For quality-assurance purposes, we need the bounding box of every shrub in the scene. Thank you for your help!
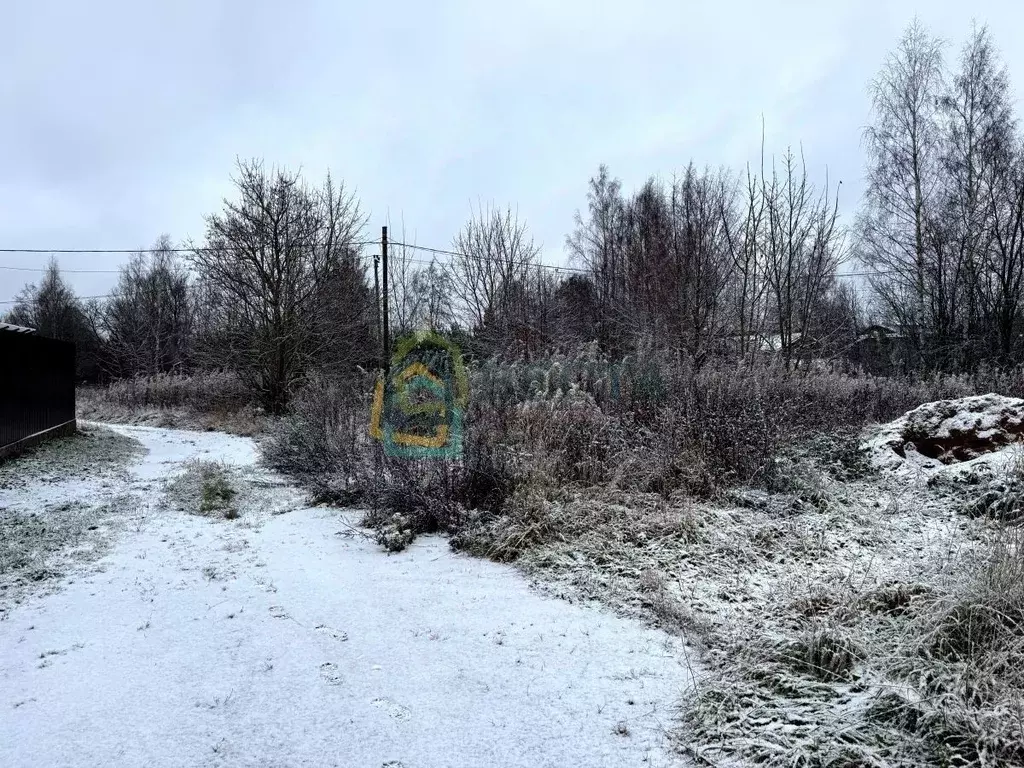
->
[450,485,561,562]
[80,370,252,413]
[362,458,467,536]
[165,460,239,520]
[373,514,416,552]
[261,372,376,504]
[200,472,236,514]
[264,347,1024,556]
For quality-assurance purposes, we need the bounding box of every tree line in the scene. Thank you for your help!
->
[6,19,1024,412]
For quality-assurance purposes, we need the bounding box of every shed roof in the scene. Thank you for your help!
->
[0,322,37,334]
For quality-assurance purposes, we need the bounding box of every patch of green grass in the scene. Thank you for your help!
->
[200,473,237,513]
[165,461,240,520]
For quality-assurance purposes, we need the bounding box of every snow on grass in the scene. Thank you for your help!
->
[0,423,143,487]
[0,423,144,505]
[0,423,696,767]
[1,425,147,617]
[450,425,1018,765]
[0,497,135,610]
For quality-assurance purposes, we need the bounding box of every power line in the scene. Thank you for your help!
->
[0,253,417,278]
[388,240,591,275]
[0,240,385,276]
[388,241,902,279]
[0,257,887,280]
[2,251,388,275]
[389,241,895,279]
[0,235,897,290]
[0,265,122,274]
[0,240,381,256]
[0,294,113,305]
[836,270,892,278]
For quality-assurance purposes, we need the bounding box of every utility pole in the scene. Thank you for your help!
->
[381,225,390,366]
[373,253,382,367]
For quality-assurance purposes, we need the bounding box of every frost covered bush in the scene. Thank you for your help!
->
[513,396,627,486]
[363,459,467,535]
[472,343,668,415]
[265,347,1024,558]
[373,514,416,552]
[450,485,563,562]
[79,370,252,413]
[262,373,376,504]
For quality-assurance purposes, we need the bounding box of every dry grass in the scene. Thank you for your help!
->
[261,373,376,503]
[0,498,132,594]
[447,435,1023,766]
[0,425,146,617]
[676,480,1024,766]
[78,371,264,436]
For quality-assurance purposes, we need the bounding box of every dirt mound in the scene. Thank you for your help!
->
[864,393,1024,475]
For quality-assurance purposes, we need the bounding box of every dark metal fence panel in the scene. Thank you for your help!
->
[0,331,76,451]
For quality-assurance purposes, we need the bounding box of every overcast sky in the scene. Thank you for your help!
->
[3,0,1024,306]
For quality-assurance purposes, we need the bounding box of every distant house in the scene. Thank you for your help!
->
[845,324,914,374]
[756,333,798,354]
[717,331,822,363]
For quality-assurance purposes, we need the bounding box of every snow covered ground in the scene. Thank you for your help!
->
[0,424,694,767]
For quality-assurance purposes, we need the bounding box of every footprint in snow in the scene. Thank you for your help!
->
[268,606,288,619]
[314,625,348,642]
[372,698,412,721]
[319,662,343,686]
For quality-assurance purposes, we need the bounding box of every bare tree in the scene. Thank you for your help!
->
[523,265,560,358]
[722,134,773,363]
[982,137,1024,364]
[103,235,192,378]
[568,164,737,363]
[312,246,377,375]
[384,216,425,336]
[408,259,454,331]
[5,259,84,339]
[762,150,845,368]
[450,203,540,354]
[4,259,101,379]
[859,19,946,361]
[188,159,368,413]
[911,24,1014,366]
[552,274,600,348]
[939,24,1017,366]
[664,164,736,365]
[566,166,629,352]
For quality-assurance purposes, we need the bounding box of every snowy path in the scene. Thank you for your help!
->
[1,425,694,768]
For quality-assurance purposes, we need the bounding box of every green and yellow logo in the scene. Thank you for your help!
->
[370,331,468,459]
